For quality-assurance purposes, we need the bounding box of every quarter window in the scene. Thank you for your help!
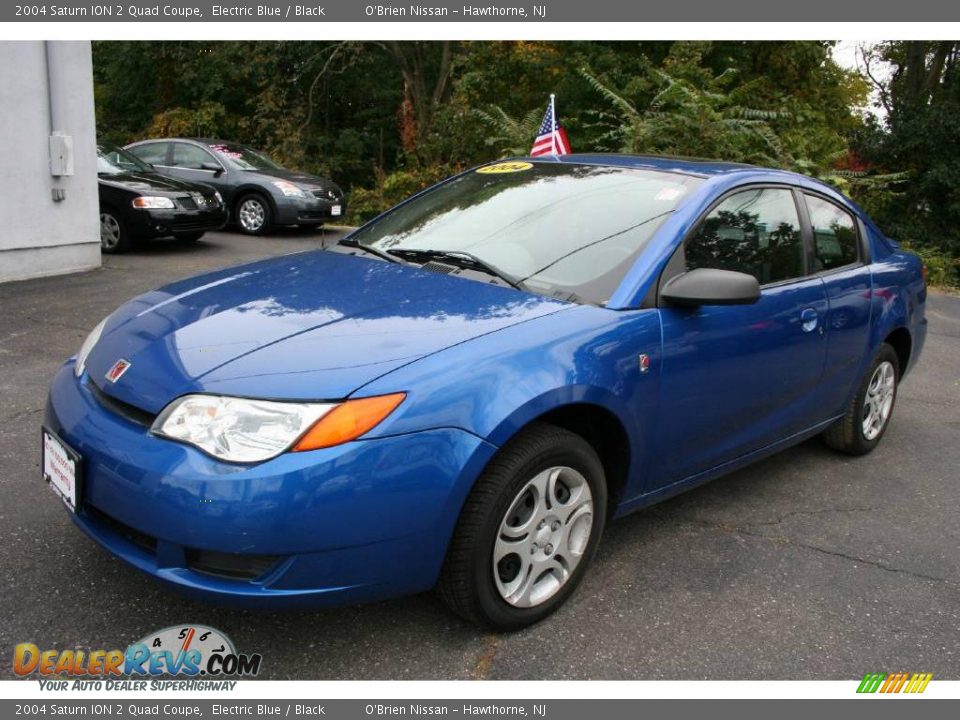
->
[805,194,859,271]
[686,188,804,284]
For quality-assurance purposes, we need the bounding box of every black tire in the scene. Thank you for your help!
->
[99,208,131,254]
[438,422,607,631]
[822,343,900,455]
[234,193,274,236]
[174,231,205,243]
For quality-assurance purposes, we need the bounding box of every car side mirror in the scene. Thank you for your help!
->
[661,268,761,307]
[201,162,223,176]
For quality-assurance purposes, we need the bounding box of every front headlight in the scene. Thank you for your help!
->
[213,191,223,204]
[74,317,108,378]
[152,392,406,464]
[271,180,307,198]
[132,196,176,209]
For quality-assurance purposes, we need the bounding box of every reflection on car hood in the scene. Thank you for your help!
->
[84,250,570,413]
[98,171,211,194]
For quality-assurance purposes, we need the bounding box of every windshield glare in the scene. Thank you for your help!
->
[209,143,283,171]
[97,144,153,175]
[349,162,701,305]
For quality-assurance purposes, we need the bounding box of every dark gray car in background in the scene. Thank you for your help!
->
[124,138,345,235]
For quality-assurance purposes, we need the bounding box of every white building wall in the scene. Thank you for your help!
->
[0,41,100,284]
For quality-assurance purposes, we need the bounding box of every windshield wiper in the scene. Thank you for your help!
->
[388,248,527,291]
[337,238,402,264]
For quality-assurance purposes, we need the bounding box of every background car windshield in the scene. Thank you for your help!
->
[350,163,702,304]
[209,143,284,171]
[97,145,153,175]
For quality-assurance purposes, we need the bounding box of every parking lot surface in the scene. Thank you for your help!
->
[1,228,958,680]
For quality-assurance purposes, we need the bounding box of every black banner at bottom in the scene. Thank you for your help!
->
[2,699,958,719]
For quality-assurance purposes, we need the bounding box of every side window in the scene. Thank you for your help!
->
[686,188,805,285]
[127,142,168,165]
[171,143,217,170]
[805,194,859,271]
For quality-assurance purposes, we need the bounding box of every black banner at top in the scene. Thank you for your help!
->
[5,0,960,22]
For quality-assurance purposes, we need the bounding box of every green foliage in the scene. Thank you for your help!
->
[100,40,960,272]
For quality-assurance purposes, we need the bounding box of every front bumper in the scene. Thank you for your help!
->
[274,195,346,226]
[45,363,495,608]
[130,205,228,239]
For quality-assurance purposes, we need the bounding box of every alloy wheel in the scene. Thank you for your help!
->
[493,466,594,608]
[238,199,265,232]
[100,212,121,250]
[862,360,896,441]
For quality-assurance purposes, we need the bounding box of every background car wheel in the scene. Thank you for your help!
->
[822,343,900,455]
[438,422,607,631]
[99,209,130,253]
[174,232,205,243]
[235,194,273,235]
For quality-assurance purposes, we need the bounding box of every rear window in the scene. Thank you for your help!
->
[350,162,702,305]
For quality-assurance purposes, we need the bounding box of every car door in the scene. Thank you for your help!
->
[654,186,829,485]
[168,142,232,198]
[803,192,873,411]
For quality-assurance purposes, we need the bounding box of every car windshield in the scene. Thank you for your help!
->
[97,144,153,175]
[208,142,284,171]
[348,162,702,305]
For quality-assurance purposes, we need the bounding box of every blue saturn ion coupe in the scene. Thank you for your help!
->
[43,155,927,629]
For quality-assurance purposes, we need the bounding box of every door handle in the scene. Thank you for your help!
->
[800,307,819,333]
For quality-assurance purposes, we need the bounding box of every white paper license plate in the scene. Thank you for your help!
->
[42,429,81,513]
[331,205,342,217]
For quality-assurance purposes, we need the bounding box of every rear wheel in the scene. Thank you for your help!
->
[822,343,900,455]
[438,423,606,630]
[99,209,130,253]
[235,194,273,235]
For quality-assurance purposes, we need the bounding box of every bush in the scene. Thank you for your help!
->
[345,166,456,225]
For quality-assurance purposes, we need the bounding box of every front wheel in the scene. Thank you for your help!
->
[822,343,900,455]
[438,423,607,630]
[99,209,130,253]
[235,194,273,235]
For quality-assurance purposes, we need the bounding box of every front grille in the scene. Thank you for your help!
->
[85,505,158,554]
[86,378,156,426]
[185,549,281,581]
[177,196,198,211]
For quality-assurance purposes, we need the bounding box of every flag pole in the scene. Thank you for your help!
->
[550,94,558,156]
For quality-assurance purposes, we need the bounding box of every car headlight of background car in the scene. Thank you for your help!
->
[132,196,176,209]
[74,317,109,378]
[271,180,307,198]
[151,392,406,463]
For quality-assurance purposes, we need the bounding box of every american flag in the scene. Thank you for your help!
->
[530,95,571,157]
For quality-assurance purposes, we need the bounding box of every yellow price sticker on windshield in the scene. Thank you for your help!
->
[476,161,533,174]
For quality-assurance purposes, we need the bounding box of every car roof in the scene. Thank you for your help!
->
[517,152,763,178]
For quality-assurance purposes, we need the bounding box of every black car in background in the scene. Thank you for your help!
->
[97,144,227,253]
[124,138,345,235]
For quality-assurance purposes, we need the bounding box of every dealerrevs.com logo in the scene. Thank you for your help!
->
[13,625,262,685]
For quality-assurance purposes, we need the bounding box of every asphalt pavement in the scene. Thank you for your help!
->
[1,228,958,680]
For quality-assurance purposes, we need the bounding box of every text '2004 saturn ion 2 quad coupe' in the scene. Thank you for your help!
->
[44,156,926,630]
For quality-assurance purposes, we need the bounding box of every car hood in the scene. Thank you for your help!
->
[98,171,210,194]
[84,250,570,414]
[247,166,334,189]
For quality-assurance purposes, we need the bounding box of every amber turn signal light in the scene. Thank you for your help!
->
[293,393,406,451]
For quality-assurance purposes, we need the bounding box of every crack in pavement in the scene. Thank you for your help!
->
[667,512,959,587]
